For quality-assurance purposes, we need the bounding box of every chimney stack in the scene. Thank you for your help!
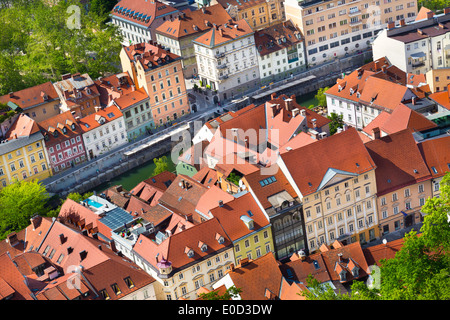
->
[445,7,450,15]
[30,215,41,230]
[219,200,224,207]
[387,22,395,30]
[59,233,66,245]
[412,97,416,105]
[399,18,405,27]
[284,98,293,110]
[337,252,343,263]
[426,11,434,19]
[270,92,277,100]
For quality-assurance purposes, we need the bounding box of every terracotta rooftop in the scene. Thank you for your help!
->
[210,192,270,242]
[254,20,303,56]
[123,42,181,71]
[95,72,137,107]
[77,105,123,133]
[362,238,405,267]
[244,164,298,210]
[225,253,284,300]
[417,135,450,179]
[362,103,437,137]
[280,127,376,197]
[133,217,232,270]
[365,129,432,195]
[0,81,59,111]
[54,73,100,104]
[0,253,34,300]
[280,251,331,284]
[112,0,179,28]
[192,167,218,187]
[429,86,450,110]
[156,4,232,39]
[193,19,253,47]
[37,111,83,145]
[6,113,40,140]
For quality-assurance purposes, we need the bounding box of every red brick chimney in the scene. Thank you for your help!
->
[445,7,450,15]
[426,11,434,19]
[399,18,405,27]
[387,22,395,30]
[372,127,381,140]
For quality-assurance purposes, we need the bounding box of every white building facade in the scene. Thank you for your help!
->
[373,9,450,74]
[79,106,128,160]
[193,20,260,102]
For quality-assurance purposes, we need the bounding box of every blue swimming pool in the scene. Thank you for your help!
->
[84,198,103,208]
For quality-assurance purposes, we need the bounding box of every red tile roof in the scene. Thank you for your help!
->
[95,72,137,107]
[193,19,253,47]
[225,253,283,300]
[112,0,178,28]
[37,111,84,145]
[417,135,450,179]
[122,42,181,70]
[210,192,270,241]
[156,4,232,39]
[0,253,34,300]
[362,103,437,137]
[365,129,432,195]
[77,105,123,133]
[280,127,376,196]
[254,20,303,56]
[244,164,298,209]
[133,217,232,270]
[280,252,331,284]
[0,81,59,111]
[362,238,405,267]
[429,87,450,110]
[6,113,40,139]
[192,167,218,187]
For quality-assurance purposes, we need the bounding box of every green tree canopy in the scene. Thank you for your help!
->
[315,87,329,107]
[0,179,49,240]
[198,286,242,300]
[0,0,123,95]
[152,156,170,176]
[327,112,345,135]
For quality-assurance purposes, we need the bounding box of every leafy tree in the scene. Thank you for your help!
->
[198,286,242,300]
[418,0,448,11]
[300,274,350,300]
[327,112,345,135]
[152,156,170,176]
[315,87,329,107]
[0,179,49,240]
[0,0,123,95]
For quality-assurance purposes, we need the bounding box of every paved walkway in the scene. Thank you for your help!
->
[362,222,423,249]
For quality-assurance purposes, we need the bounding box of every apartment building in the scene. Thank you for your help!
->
[193,19,260,101]
[155,5,232,78]
[284,0,418,66]
[120,42,190,126]
[0,82,61,124]
[133,217,235,300]
[210,192,274,265]
[213,0,285,31]
[373,8,450,74]
[53,73,101,118]
[278,127,379,252]
[425,67,450,93]
[254,20,307,84]
[110,0,179,45]
[38,111,87,174]
[243,164,307,261]
[0,114,52,188]
[77,106,128,160]
[365,129,432,236]
[325,57,419,128]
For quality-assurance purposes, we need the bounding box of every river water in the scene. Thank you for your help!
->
[92,152,176,193]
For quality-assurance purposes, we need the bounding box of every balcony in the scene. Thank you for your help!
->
[217,64,227,69]
[349,19,362,26]
[219,74,229,80]
[348,9,361,17]
[412,61,425,68]
[215,52,225,59]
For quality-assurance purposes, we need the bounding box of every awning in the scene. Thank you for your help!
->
[267,191,294,208]
[410,52,426,58]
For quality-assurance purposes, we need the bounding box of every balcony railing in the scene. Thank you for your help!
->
[412,61,425,68]
[217,64,227,69]
[219,74,229,80]
[349,19,362,26]
[348,9,361,17]
[215,52,225,59]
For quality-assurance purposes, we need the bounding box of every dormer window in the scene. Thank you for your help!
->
[185,246,194,258]
[339,270,346,282]
[62,127,67,134]
[216,233,225,244]
[199,241,208,252]
[352,267,359,277]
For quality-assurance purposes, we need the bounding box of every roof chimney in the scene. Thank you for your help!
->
[59,233,66,245]
[445,7,450,15]
[387,22,395,30]
[239,257,250,267]
[79,250,87,261]
[30,215,41,230]
[399,18,405,27]
[284,98,293,110]
[337,252,343,263]
[6,233,19,247]
[426,11,434,19]
[219,200,224,207]
[270,92,277,100]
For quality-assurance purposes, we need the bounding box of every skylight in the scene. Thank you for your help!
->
[107,112,115,118]
[259,176,277,187]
